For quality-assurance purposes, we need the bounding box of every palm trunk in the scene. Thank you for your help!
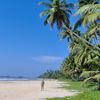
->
[66,27,100,51]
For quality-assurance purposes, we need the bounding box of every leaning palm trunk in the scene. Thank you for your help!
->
[73,4,100,50]
[65,26,100,51]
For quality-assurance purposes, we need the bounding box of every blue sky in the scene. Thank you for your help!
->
[0,0,77,78]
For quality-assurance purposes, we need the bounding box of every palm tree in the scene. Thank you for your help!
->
[60,55,76,79]
[72,39,100,69]
[78,0,99,8]
[39,0,73,29]
[85,23,100,44]
[74,4,100,47]
[74,0,99,34]
[74,0,100,29]
[75,4,100,27]
[74,3,100,50]
[60,26,100,51]
[40,0,100,51]
[61,35,100,80]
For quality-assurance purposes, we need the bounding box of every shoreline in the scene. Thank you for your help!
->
[0,78,56,81]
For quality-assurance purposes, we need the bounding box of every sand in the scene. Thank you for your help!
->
[0,80,77,100]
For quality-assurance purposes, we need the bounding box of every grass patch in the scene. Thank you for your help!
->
[46,79,100,100]
[47,91,100,100]
[61,79,83,91]
[69,91,100,100]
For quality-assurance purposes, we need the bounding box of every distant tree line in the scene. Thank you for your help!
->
[38,70,64,79]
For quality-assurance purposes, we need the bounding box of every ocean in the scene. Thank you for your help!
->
[0,77,37,81]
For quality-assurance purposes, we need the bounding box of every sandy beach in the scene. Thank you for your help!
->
[0,80,77,100]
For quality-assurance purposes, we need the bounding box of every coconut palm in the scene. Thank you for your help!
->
[61,38,100,80]
[39,0,74,29]
[74,0,99,29]
[60,55,76,79]
[75,4,100,27]
[72,42,100,70]
[85,23,100,44]
[78,0,99,8]
[74,2,100,29]
[74,3,100,49]
[39,0,100,51]
[60,27,81,42]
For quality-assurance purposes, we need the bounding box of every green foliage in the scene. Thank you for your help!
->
[75,4,100,27]
[80,71,100,79]
[69,91,100,100]
[83,74,100,84]
[61,79,83,91]
[78,0,99,8]
[93,74,100,81]
[60,56,77,79]
[80,71,100,90]
[47,92,100,100]
[39,0,74,29]
[61,39,100,80]
[75,4,100,28]
[39,0,100,93]
[38,70,64,79]
[85,23,100,41]
[46,79,100,100]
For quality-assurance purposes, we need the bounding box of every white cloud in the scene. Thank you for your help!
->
[32,56,63,63]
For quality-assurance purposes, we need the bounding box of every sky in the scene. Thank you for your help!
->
[0,0,78,78]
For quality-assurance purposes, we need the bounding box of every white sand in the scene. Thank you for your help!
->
[0,80,77,100]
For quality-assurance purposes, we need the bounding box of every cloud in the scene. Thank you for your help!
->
[32,56,63,63]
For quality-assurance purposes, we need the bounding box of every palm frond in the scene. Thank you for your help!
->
[74,16,84,29]
[40,10,51,17]
[86,12,100,23]
[39,2,52,8]
[86,24,100,39]
[75,4,100,16]
[44,15,50,26]
[80,71,100,79]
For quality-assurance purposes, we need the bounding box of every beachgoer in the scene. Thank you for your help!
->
[41,79,45,91]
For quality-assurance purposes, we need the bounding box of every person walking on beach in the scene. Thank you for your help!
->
[41,79,45,91]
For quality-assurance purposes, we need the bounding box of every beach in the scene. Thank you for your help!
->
[0,80,77,100]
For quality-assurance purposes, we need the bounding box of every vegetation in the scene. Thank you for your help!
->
[47,92,100,100]
[38,70,64,79]
[39,0,74,29]
[46,79,100,100]
[39,0,100,99]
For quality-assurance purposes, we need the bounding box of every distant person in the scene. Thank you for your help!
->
[41,79,45,91]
